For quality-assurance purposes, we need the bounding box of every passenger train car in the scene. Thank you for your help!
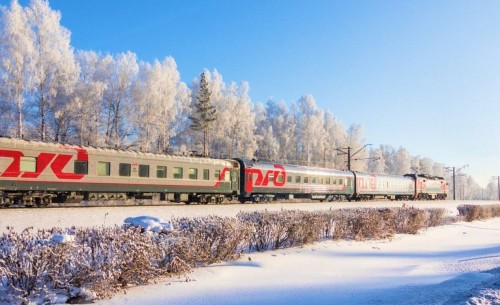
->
[235,159,354,202]
[0,137,447,207]
[0,137,239,206]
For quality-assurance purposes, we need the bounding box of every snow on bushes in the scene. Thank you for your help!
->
[0,205,495,304]
[124,216,173,233]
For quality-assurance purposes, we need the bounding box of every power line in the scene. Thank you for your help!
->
[445,165,468,200]
[492,176,500,201]
[335,144,372,171]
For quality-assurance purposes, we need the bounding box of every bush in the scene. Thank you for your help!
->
[238,210,333,251]
[170,216,252,266]
[0,228,53,300]
[0,204,488,303]
[458,204,500,222]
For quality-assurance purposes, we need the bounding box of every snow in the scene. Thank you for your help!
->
[1,200,486,234]
[1,201,499,304]
[98,217,500,305]
[49,233,75,244]
[123,215,173,232]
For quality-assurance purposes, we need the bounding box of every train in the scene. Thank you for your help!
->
[0,137,448,207]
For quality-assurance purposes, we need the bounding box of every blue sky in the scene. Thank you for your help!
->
[6,0,500,187]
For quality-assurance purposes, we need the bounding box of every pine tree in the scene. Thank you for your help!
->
[189,72,217,156]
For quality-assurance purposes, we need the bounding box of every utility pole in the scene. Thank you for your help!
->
[445,165,468,200]
[335,144,372,171]
[493,176,500,201]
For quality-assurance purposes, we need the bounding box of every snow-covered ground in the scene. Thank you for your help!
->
[2,201,500,304]
[101,218,500,305]
[2,200,499,233]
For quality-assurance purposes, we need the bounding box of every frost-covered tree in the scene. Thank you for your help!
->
[322,111,347,168]
[297,95,326,166]
[367,147,386,173]
[222,82,257,158]
[265,100,288,161]
[0,0,35,138]
[26,0,78,141]
[345,124,367,171]
[101,51,138,148]
[72,50,106,146]
[189,71,217,157]
[432,163,445,177]
[258,125,279,161]
[393,147,412,174]
[419,157,434,175]
[132,57,190,153]
[255,99,299,163]
[190,71,256,158]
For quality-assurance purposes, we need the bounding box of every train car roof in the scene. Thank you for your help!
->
[238,159,352,175]
[0,137,232,166]
[353,171,414,179]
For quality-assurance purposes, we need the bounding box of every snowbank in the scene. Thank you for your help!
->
[123,215,173,232]
[100,218,500,305]
[50,233,75,244]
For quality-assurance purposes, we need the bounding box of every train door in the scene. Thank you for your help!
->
[230,169,239,193]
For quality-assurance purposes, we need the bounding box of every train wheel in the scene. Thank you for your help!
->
[1,197,10,208]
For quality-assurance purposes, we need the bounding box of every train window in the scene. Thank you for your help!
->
[339,179,344,185]
[20,157,36,172]
[333,179,337,185]
[312,177,317,184]
[215,170,221,180]
[225,171,230,181]
[139,165,150,177]
[119,163,131,177]
[276,174,283,183]
[97,162,110,176]
[74,161,88,175]
[173,167,183,179]
[295,176,301,183]
[287,176,292,183]
[304,177,309,183]
[268,174,274,182]
[157,166,167,178]
[319,178,324,184]
[326,178,331,184]
[203,169,210,180]
[347,178,352,186]
[189,168,198,180]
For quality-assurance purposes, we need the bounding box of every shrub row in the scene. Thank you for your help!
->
[0,205,493,304]
[457,204,500,222]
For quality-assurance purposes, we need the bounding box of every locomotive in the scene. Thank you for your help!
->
[0,137,447,207]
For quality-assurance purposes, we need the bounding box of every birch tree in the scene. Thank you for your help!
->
[222,81,257,158]
[132,57,190,152]
[367,147,386,173]
[323,111,346,168]
[26,0,78,141]
[0,0,35,138]
[73,50,106,146]
[345,124,367,171]
[393,147,411,174]
[101,51,138,148]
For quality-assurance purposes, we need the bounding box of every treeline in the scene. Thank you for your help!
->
[0,0,493,199]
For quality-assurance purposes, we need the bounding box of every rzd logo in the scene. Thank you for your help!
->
[0,147,88,180]
[245,165,286,192]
